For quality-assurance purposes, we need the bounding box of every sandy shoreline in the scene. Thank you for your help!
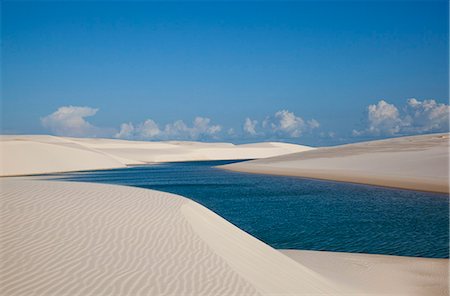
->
[220,133,449,194]
[281,250,448,295]
[220,166,449,194]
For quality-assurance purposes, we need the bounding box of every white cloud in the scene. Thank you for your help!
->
[243,118,258,135]
[140,119,161,138]
[42,105,324,141]
[115,117,221,140]
[115,119,162,139]
[354,98,449,136]
[261,110,319,138]
[193,117,221,135]
[41,106,109,137]
[307,119,320,129]
[115,122,135,139]
[367,100,403,135]
[403,98,449,133]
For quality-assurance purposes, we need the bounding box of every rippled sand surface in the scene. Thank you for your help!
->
[1,179,343,295]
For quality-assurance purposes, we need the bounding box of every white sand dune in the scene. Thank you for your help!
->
[282,250,448,295]
[67,137,311,163]
[221,133,450,193]
[1,179,343,295]
[0,135,312,176]
[0,135,127,176]
[1,134,448,295]
[1,179,447,295]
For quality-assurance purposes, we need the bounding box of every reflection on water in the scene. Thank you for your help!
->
[48,160,449,258]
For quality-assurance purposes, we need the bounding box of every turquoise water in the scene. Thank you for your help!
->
[48,160,449,258]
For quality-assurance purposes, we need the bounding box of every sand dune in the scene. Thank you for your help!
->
[1,179,343,295]
[221,133,449,193]
[68,137,312,163]
[0,135,127,176]
[0,135,312,176]
[1,179,447,295]
[1,134,448,295]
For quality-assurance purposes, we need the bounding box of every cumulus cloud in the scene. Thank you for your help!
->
[115,122,135,139]
[403,98,449,133]
[241,110,320,139]
[261,110,320,138]
[354,98,449,136]
[139,119,161,138]
[41,106,109,137]
[243,118,258,135]
[193,117,221,135]
[115,117,221,140]
[367,100,403,135]
[42,105,324,141]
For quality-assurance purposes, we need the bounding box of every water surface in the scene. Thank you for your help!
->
[48,160,449,258]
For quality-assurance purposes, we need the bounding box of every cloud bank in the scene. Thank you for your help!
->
[115,110,320,141]
[41,106,321,141]
[115,117,222,140]
[353,98,449,136]
[41,99,446,142]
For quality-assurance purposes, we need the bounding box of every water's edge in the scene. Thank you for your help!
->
[46,160,449,258]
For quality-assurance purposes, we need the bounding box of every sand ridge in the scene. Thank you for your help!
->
[0,135,313,176]
[220,133,450,193]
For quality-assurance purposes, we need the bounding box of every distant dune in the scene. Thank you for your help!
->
[0,135,312,176]
[221,133,449,193]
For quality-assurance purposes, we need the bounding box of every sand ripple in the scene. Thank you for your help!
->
[0,180,259,295]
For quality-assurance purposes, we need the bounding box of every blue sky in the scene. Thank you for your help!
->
[2,1,448,145]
